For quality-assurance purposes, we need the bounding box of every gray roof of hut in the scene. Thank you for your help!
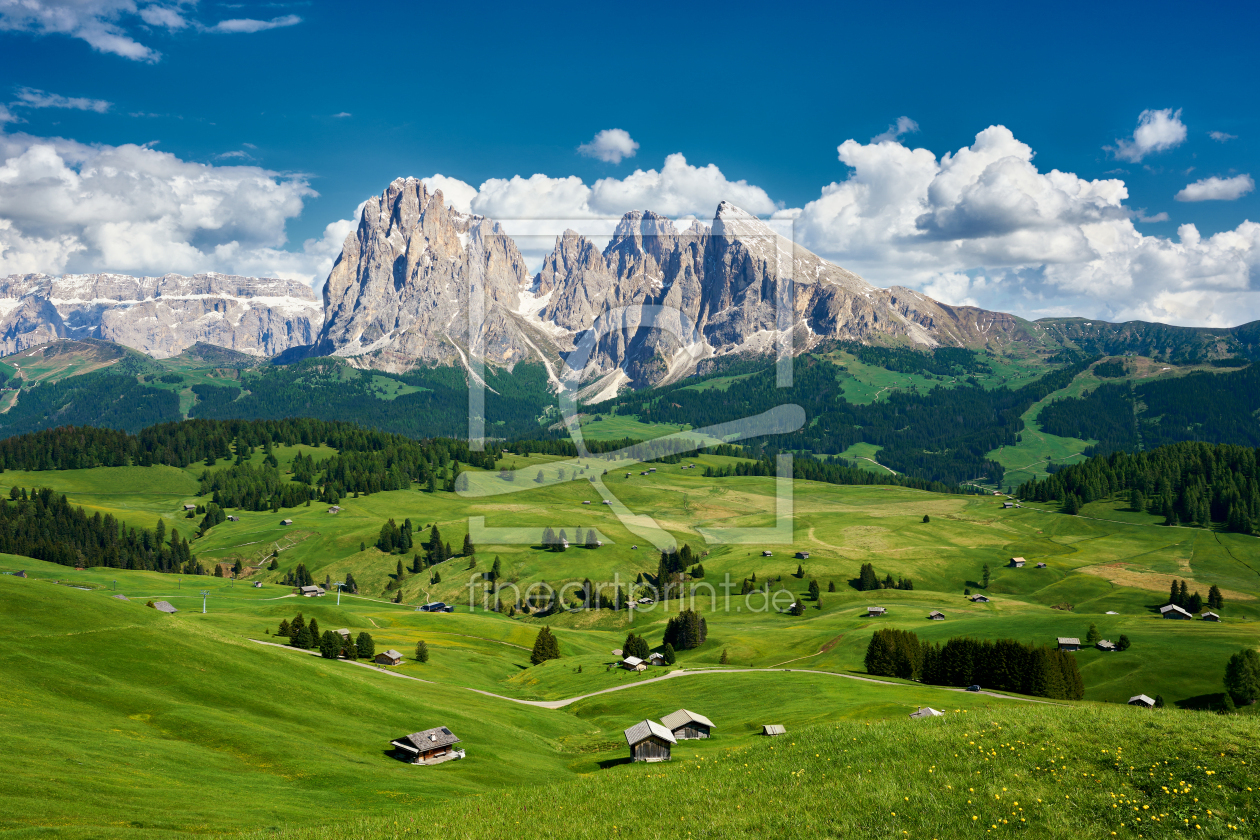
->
[909,707,944,718]
[1057,637,1081,646]
[624,719,677,747]
[395,726,461,750]
[762,724,787,735]
[1128,694,1155,706]
[379,649,402,660]
[661,709,715,731]
[152,600,177,613]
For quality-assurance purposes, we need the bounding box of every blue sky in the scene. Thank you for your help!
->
[1,0,1257,325]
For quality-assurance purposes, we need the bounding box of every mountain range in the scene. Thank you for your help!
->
[2,175,1258,396]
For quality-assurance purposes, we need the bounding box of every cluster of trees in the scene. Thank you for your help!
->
[281,563,315,588]
[420,525,454,565]
[864,628,1084,700]
[199,462,317,512]
[832,342,991,376]
[1224,648,1260,706]
[854,563,913,591]
[573,578,627,610]
[1167,579,1223,613]
[377,518,415,553]
[1017,442,1260,533]
[656,543,698,588]
[0,369,182,439]
[663,609,707,650]
[0,487,199,573]
[1084,624,1129,650]
[277,613,375,659]
[702,451,978,495]
[530,626,561,664]
[622,632,651,660]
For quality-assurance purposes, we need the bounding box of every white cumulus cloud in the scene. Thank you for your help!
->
[1175,174,1254,202]
[0,130,351,286]
[1209,131,1237,143]
[785,125,1260,326]
[12,87,111,113]
[577,128,639,164]
[1109,108,1187,163]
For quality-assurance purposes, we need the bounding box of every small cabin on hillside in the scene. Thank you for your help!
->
[152,600,178,614]
[417,601,453,613]
[762,550,773,557]
[13,570,27,578]
[299,585,325,597]
[624,719,676,762]
[182,504,197,511]
[795,551,810,560]
[970,594,990,603]
[390,726,464,764]
[1003,502,1015,508]
[762,724,787,737]
[1201,611,1222,622]
[1008,557,1026,568]
[1095,640,1116,652]
[866,606,887,617]
[376,650,403,666]
[281,518,293,526]
[661,709,715,740]
[927,610,945,620]
[1128,694,1155,708]
[621,655,647,672]
[1160,604,1192,620]
[226,515,239,522]
[1035,562,1047,568]
[1057,637,1081,651]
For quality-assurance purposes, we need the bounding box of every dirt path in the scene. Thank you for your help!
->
[248,640,1057,710]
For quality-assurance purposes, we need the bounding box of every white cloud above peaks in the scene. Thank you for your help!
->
[577,129,639,164]
[1109,108,1187,163]
[1175,174,1254,202]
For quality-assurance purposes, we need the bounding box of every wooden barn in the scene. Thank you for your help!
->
[390,726,464,764]
[867,606,886,617]
[927,610,945,620]
[970,594,990,603]
[661,709,715,740]
[1160,604,1192,619]
[1201,611,1222,622]
[152,601,178,614]
[376,650,403,666]
[762,724,787,737]
[624,719,676,762]
[1128,694,1155,708]
[1008,557,1026,568]
[1057,637,1081,651]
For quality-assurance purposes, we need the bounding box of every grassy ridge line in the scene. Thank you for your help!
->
[231,706,1260,840]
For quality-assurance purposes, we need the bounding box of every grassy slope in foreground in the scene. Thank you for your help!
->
[247,704,1260,840]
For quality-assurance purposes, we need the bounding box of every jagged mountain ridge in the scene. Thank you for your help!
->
[0,272,321,359]
[314,178,1034,394]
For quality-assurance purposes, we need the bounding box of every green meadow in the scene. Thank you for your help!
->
[2,439,1259,838]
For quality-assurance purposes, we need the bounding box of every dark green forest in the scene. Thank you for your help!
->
[1017,441,1260,532]
[0,486,198,573]
[595,356,1095,485]
[1036,363,1260,456]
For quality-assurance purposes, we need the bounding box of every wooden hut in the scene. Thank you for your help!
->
[927,610,945,620]
[299,585,325,597]
[621,655,647,672]
[1201,611,1222,622]
[866,606,886,617]
[1095,640,1116,652]
[624,719,676,762]
[795,551,810,559]
[376,650,403,666]
[970,594,990,603]
[14,570,27,578]
[1008,557,1026,568]
[762,724,787,737]
[281,518,293,526]
[661,709,715,740]
[1056,637,1081,651]
[152,600,178,614]
[1128,694,1155,708]
[390,726,464,764]
[1160,604,1192,620]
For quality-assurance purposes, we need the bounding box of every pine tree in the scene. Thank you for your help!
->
[922,514,930,523]
[1179,580,1189,606]
[795,563,803,578]
[720,649,729,665]
[292,624,313,649]
[319,630,340,659]
[1085,623,1101,644]
[490,556,502,582]
[531,627,560,665]
[1188,591,1204,613]
[663,642,676,665]
[414,640,429,663]
[808,580,820,601]
[308,618,320,639]
[789,599,804,616]
[277,618,290,637]
[396,559,404,579]
[982,564,991,588]
[356,632,375,659]
[1208,585,1223,611]
[1116,634,1130,651]
[1224,648,1260,705]
[828,580,836,592]
[1169,579,1181,606]
[462,533,474,556]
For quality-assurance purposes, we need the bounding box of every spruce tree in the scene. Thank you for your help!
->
[663,642,676,665]
[319,630,340,659]
[1116,634,1130,651]
[1208,585,1223,611]
[415,640,429,663]
[1224,648,1260,705]
[1188,591,1204,613]
[356,632,375,659]
[277,618,290,637]
[808,580,820,601]
[1179,580,1189,606]
[292,624,313,649]
[1085,623,1101,644]
[462,533,474,556]
[1168,579,1181,606]
[982,564,991,588]
[531,627,560,665]
[922,514,930,523]
[308,618,319,639]
[720,648,729,665]
[491,556,502,582]
[828,580,836,592]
